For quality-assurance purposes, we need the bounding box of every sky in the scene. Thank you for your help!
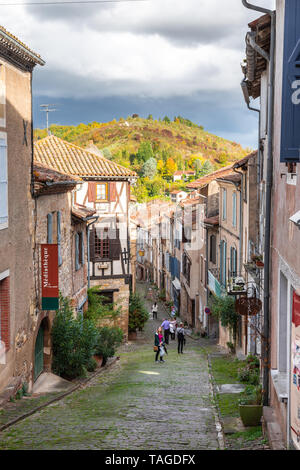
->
[0,0,276,147]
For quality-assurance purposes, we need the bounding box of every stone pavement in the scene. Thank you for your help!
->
[0,284,219,450]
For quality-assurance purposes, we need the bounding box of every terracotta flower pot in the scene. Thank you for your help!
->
[239,405,263,427]
[128,331,137,341]
[93,355,103,367]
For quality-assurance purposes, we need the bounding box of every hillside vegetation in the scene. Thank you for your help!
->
[34,115,250,202]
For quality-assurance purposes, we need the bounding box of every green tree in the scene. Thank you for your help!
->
[141,157,157,179]
[136,142,154,163]
[51,295,99,379]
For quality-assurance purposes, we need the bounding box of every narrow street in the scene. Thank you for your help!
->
[0,284,219,450]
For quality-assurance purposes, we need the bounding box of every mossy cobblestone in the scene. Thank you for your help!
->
[0,284,219,450]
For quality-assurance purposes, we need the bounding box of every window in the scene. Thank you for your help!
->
[0,135,8,229]
[182,252,191,285]
[220,240,227,286]
[210,235,216,264]
[90,227,121,261]
[0,273,10,351]
[232,192,237,228]
[230,247,237,277]
[222,189,227,220]
[96,183,108,202]
[75,232,84,271]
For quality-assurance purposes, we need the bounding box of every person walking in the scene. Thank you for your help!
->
[154,326,165,363]
[161,318,170,345]
[152,302,158,320]
[170,317,177,340]
[177,322,185,354]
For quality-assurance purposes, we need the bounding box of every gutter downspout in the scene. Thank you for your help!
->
[241,0,276,407]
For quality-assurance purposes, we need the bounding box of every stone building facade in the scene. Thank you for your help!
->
[0,27,44,397]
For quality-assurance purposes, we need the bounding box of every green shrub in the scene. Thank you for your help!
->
[85,288,121,323]
[51,295,99,379]
[239,385,263,406]
[95,326,123,365]
[86,357,98,373]
[129,293,149,333]
[210,295,238,339]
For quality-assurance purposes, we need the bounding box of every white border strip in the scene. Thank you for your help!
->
[0,269,9,281]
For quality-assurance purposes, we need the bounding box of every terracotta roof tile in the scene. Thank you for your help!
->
[72,204,96,221]
[186,164,236,189]
[0,25,44,66]
[34,135,137,180]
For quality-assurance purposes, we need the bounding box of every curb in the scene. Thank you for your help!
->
[207,353,225,450]
[0,356,118,433]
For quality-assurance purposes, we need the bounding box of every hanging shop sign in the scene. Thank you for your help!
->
[291,292,300,449]
[281,0,300,163]
[41,244,59,310]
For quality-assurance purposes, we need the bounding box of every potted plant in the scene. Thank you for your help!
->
[239,385,263,426]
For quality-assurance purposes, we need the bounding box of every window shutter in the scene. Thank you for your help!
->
[89,228,95,261]
[109,182,117,202]
[88,182,96,202]
[81,230,85,266]
[75,233,80,270]
[109,228,121,260]
[232,192,237,227]
[57,211,62,266]
[281,0,300,162]
[223,189,227,220]
[47,213,53,243]
[0,139,7,226]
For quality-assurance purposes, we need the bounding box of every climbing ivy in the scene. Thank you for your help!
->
[209,295,238,339]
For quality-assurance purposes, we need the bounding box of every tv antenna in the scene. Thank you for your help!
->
[40,104,58,134]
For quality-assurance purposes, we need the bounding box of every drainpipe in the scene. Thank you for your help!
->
[241,0,276,407]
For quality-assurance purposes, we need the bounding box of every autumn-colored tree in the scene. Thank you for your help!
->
[157,159,164,174]
[164,158,177,180]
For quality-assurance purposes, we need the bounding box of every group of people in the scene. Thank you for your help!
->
[152,302,186,363]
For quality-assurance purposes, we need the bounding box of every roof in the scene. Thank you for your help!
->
[33,162,80,196]
[186,164,237,189]
[204,215,219,226]
[72,204,96,222]
[34,135,137,180]
[217,173,242,184]
[180,196,204,207]
[243,14,271,99]
[233,150,257,169]
[0,25,45,67]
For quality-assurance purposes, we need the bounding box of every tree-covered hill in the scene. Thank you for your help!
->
[34,115,250,202]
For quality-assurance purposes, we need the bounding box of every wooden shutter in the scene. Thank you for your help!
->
[75,233,80,270]
[109,182,117,202]
[89,227,95,261]
[57,211,62,266]
[47,213,53,243]
[0,139,8,226]
[109,228,121,260]
[281,0,300,162]
[88,182,96,202]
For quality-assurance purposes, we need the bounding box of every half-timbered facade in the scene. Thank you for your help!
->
[34,135,137,338]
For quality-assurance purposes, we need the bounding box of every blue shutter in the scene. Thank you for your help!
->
[223,189,227,220]
[0,140,8,226]
[81,231,85,266]
[75,233,79,271]
[281,0,300,162]
[47,213,53,243]
[57,211,62,266]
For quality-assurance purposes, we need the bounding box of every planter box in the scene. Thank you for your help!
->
[239,405,263,427]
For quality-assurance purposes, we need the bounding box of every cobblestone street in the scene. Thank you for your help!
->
[0,284,219,450]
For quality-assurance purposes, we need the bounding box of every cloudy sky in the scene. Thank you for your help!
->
[1,0,275,147]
